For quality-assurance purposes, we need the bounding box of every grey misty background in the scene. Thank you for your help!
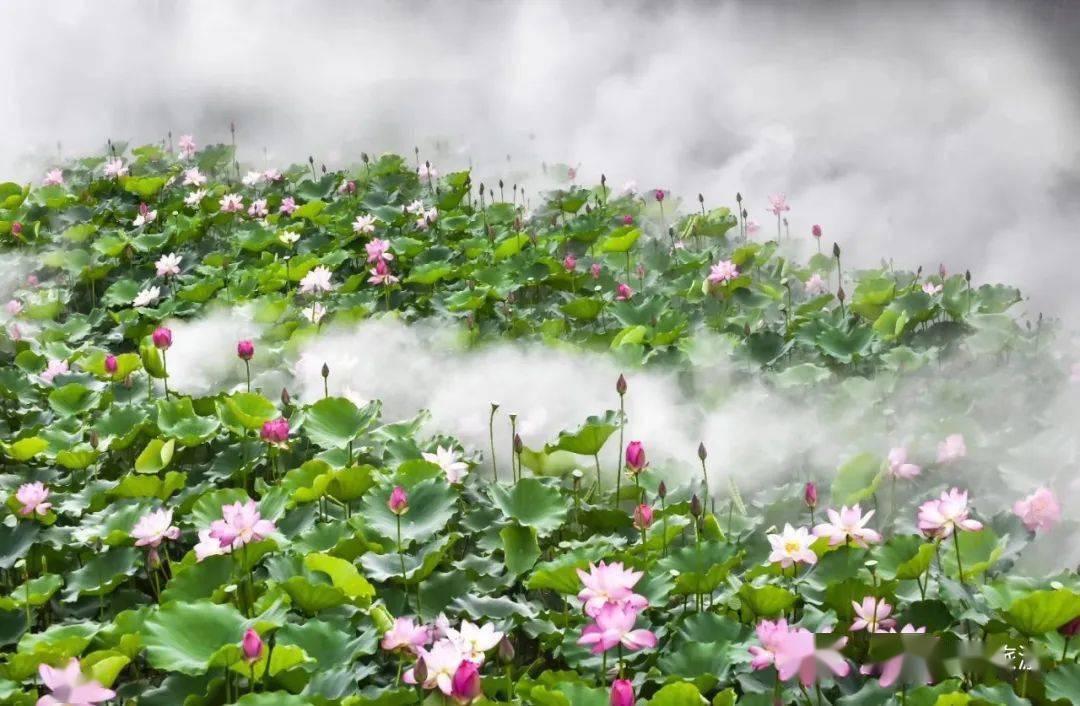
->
[2,0,1079,319]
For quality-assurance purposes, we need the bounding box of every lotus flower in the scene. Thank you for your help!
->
[610,679,634,706]
[155,253,181,277]
[353,214,377,234]
[130,508,180,548]
[209,500,276,550]
[5,299,22,315]
[178,134,196,158]
[615,283,633,301]
[917,488,982,539]
[1013,487,1060,533]
[591,263,602,278]
[184,189,207,207]
[633,504,653,531]
[773,629,850,686]
[625,441,647,474]
[708,260,739,284]
[422,446,469,484]
[41,359,69,384]
[133,202,156,227]
[104,355,118,375]
[299,265,334,294]
[279,196,297,215]
[133,286,160,307]
[43,169,64,186]
[219,194,244,213]
[922,282,943,295]
[16,481,51,516]
[195,528,229,561]
[37,658,115,706]
[260,417,289,447]
[746,219,761,234]
[247,198,269,219]
[850,597,896,632]
[182,168,207,186]
[811,224,822,238]
[279,230,300,246]
[381,617,430,654]
[622,215,634,225]
[389,486,409,515]
[805,273,827,295]
[302,303,326,323]
[578,603,657,654]
[767,194,790,215]
[576,561,647,617]
[152,327,172,350]
[264,168,282,182]
[767,524,818,567]
[654,189,665,202]
[563,254,577,271]
[365,238,393,263]
[887,446,921,479]
[369,259,399,286]
[242,629,263,662]
[813,505,882,548]
[242,171,263,187]
[103,158,127,178]
[236,340,255,360]
[406,638,464,695]
[748,618,791,670]
[804,482,818,509]
[445,621,503,664]
[450,660,481,704]
[418,163,438,181]
[936,433,966,463]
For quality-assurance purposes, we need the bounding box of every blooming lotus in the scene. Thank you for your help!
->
[578,602,657,654]
[279,196,297,215]
[260,417,290,447]
[851,597,896,632]
[921,282,942,295]
[406,199,426,214]
[773,629,850,686]
[748,618,791,670]
[209,500,276,551]
[805,273,827,295]
[887,446,921,479]
[708,260,739,284]
[381,617,430,654]
[936,433,966,463]
[184,189,207,207]
[220,194,244,213]
[131,508,180,548]
[746,219,761,234]
[155,252,182,277]
[247,198,269,219]
[422,446,469,484]
[615,283,633,301]
[103,158,127,178]
[133,286,160,307]
[767,524,818,567]
[41,359,69,384]
[813,505,881,548]
[133,203,157,227]
[43,169,64,186]
[303,302,326,324]
[406,638,465,695]
[369,259,399,286]
[353,214,377,234]
[917,488,982,538]
[445,621,503,663]
[576,561,647,617]
[242,171,263,187]
[300,265,334,294]
[37,659,115,706]
[195,528,230,561]
[4,299,21,316]
[365,238,393,263]
[279,230,301,246]
[264,168,283,182]
[1013,487,1060,533]
[767,194,790,215]
[16,481,51,516]
[182,168,207,186]
[178,134,196,158]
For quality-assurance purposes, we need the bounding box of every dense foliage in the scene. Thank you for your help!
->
[0,138,1076,706]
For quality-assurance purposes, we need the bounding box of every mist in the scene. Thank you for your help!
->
[2,0,1080,316]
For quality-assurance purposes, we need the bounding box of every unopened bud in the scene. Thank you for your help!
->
[735,192,742,203]
[498,636,515,663]
[690,494,703,518]
[832,242,841,258]
[697,442,707,461]
[89,430,99,450]
[321,363,329,378]
[837,286,846,302]
[657,481,667,499]
[616,373,627,396]
[513,434,523,453]
[280,388,291,407]
[804,482,818,509]
[965,269,971,283]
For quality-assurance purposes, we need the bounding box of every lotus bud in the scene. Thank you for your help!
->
[280,387,291,407]
[690,494,703,518]
[965,269,971,283]
[388,486,409,515]
[321,362,330,379]
[735,192,742,203]
[11,221,22,236]
[804,482,818,509]
[633,504,654,531]
[837,285,846,302]
[361,152,370,164]
[260,417,290,447]
[832,242,841,258]
[600,173,607,186]
[939,263,947,278]
[104,355,118,375]
[1060,617,1080,637]
[236,340,255,360]
[657,481,667,499]
[811,224,822,238]
[698,193,704,205]
[616,374,627,396]
[622,215,633,225]
[513,434,523,453]
[89,430,99,449]
[151,327,172,350]
[654,189,665,202]
[412,655,428,685]
[610,679,635,706]
[242,629,263,662]
[450,660,482,704]
[625,441,646,473]
[497,636,515,664]
[563,254,577,271]
[697,442,707,461]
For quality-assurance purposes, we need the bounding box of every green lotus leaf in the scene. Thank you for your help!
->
[490,478,568,536]
[304,397,381,449]
[361,478,457,548]
[135,437,176,474]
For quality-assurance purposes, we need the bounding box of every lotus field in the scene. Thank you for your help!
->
[1,137,1079,706]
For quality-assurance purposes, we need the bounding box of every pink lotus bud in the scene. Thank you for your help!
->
[690,494,703,518]
[657,481,667,499]
[654,189,665,202]
[1061,617,1080,637]
[236,340,255,360]
[26,274,38,286]
[451,660,482,703]
[139,202,150,218]
[10,221,22,236]
[625,441,646,473]
[260,417,290,447]
[811,224,822,238]
[104,355,118,375]
[636,264,646,279]
[590,263,602,279]
[610,679,634,706]
[622,215,633,225]
[151,327,172,350]
[616,373,627,395]
[804,482,818,509]
[633,504,653,531]
[242,629,263,662]
[939,263,947,278]
[563,254,577,271]
[615,283,633,301]
[345,180,357,195]
[389,486,409,515]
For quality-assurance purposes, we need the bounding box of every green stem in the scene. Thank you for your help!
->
[161,350,170,400]
[593,454,602,498]
[953,530,965,584]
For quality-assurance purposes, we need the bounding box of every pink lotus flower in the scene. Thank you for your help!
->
[804,482,818,509]
[748,618,790,670]
[1013,487,1060,533]
[921,282,942,296]
[936,434,966,463]
[219,193,244,213]
[707,260,739,284]
[767,194,790,215]
[624,441,646,474]
[563,254,577,271]
[422,446,469,484]
[590,263,602,278]
[209,500,276,550]
[302,303,326,324]
[104,355,118,375]
[615,283,633,301]
[242,629,264,662]
[279,196,297,215]
[195,528,229,561]
[917,488,983,538]
[41,359,69,384]
[813,505,881,548]
[746,219,761,235]
[418,163,439,181]
[368,259,399,286]
[43,169,64,186]
[450,660,482,704]
[805,273,827,295]
[131,508,180,548]
[264,168,283,182]
[811,224,822,238]
[236,340,255,360]
[577,561,647,617]
[406,638,464,695]
[299,265,334,294]
[851,597,896,631]
[133,203,157,227]
[247,198,269,219]
[178,134,196,158]
[260,417,289,447]
[242,171,263,187]
[381,617,430,654]
[416,207,439,229]
[353,214,377,234]
[37,658,115,706]
[11,221,23,237]
[155,253,182,277]
[184,189,207,207]
[389,486,409,515]
[103,158,128,178]
[633,504,653,531]
[182,168,207,187]
[578,603,657,654]
[767,524,818,567]
[444,621,503,663]
[774,629,850,686]
[859,624,929,687]
[16,482,51,516]
[365,238,394,263]
[152,327,172,350]
[653,189,665,202]
[887,447,921,479]
[610,679,634,706]
[622,215,634,225]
